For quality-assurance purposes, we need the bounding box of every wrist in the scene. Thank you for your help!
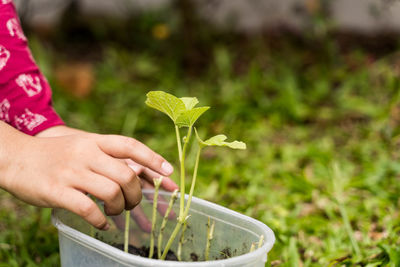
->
[0,122,32,190]
[35,125,86,137]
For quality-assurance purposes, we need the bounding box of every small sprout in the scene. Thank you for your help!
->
[124,210,130,253]
[249,235,264,253]
[249,243,256,253]
[149,176,163,259]
[146,90,210,219]
[154,176,163,188]
[258,235,264,249]
[157,189,178,259]
[205,217,216,261]
[145,91,246,261]
[177,221,188,261]
[160,214,191,260]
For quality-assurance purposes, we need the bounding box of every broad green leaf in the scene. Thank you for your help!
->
[145,91,186,122]
[180,97,199,110]
[176,106,210,128]
[204,135,246,149]
[195,129,246,149]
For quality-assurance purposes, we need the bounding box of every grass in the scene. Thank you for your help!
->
[1,12,400,266]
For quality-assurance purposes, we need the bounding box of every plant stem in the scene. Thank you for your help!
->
[124,210,130,253]
[205,217,215,261]
[160,217,185,260]
[183,146,202,217]
[179,126,192,219]
[175,125,184,218]
[175,125,183,163]
[177,221,188,261]
[158,189,178,259]
[161,126,196,261]
[258,235,264,249]
[250,235,264,253]
[149,177,163,259]
[161,144,202,260]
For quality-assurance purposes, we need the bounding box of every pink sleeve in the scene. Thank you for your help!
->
[0,1,64,135]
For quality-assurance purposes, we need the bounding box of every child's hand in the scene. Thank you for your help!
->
[37,126,179,193]
[0,123,174,230]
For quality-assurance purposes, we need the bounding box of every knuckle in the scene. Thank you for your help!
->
[149,152,163,165]
[127,137,139,146]
[70,137,92,155]
[128,163,144,175]
[122,137,142,152]
[104,183,121,201]
[50,186,65,207]
[120,167,135,185]
[78,200,97,219]
[122,136,134,147]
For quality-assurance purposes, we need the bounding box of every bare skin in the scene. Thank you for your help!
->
[0,122,177,230]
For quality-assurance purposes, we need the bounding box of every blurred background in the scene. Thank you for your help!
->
[1,0,400,266]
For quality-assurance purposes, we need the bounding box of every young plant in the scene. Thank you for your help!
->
[146,91,209,220]
[258,235,264,249]
[177,220,188,261]
[145,91,246,261]
[149,176,163,258]
[249,243,256,253]
[205,217,216,261]
[158,189,178,259]
[124,210,130,253]
[250,235,264,253]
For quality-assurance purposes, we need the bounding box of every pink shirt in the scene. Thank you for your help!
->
[0,1,64,135]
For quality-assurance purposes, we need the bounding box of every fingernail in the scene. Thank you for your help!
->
[102,223,110,231]
[161,161,173,174]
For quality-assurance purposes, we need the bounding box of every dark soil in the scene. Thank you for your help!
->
[220,248,232,259]
[190,252,198,261]
[114,243,235,262]
[114,244,179,261]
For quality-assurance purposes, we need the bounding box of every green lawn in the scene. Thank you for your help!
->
[1,19,400,266]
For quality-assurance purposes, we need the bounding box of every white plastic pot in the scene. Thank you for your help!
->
[52,189,275,267]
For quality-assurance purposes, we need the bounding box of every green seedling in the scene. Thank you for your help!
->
[157,189,178,259]
[146,91,209,219]
[205,217,216,261]
[145,91,246,260]
[258,235,264,249]
[249,235,264,253]
[149,176,163,259]
[177,220,188,261]
[124,210,130,253]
